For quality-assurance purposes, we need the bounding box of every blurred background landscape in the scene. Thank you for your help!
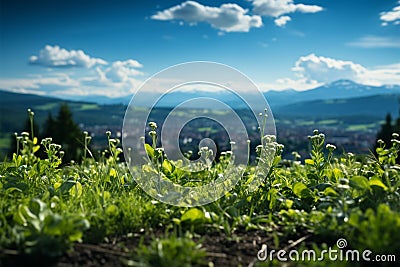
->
[1,0,400,159]
[1,78,399,160]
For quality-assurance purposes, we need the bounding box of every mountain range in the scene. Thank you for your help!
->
[66,79,400,109]
[265,80,400,108]
[1,79,399,158]
[1,79,399,123]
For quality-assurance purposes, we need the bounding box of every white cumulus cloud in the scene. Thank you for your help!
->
[252,0,323,17]
[267,54,400,90]
[361,63,400,86]
[0,46,146,98]
[151,1,262,32]
[380,1,400,26]
[29,45,107,68]
[292,54,367,83]
[274,15,291,26]
[101,60,144,83]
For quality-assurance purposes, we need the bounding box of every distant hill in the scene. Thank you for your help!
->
[1,85,399,159]
[72,90,262,109]
[1,79,399,133]
[46,79,400,110]
[275,93,400,119]
[2,79,399,126]
[0,90,65,107]
[265,79,400,108]
[0,90,126,134]
[66,94,130,105]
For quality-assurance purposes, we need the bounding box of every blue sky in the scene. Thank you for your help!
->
[0,0,399,98]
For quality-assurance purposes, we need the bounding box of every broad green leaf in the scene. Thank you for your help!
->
[173,167,185,178]
[162,160,174,174]
[33,145,40,153]
[59,180,76,193]
[20,205,38,222]
[172,218,181,225]
[305,159,314,165]
[144,143,155,158]
[181,208,205,224]
[30,199,47,220]
[324,187,338,196]
[272,156,281,166]
[54,182,62,190]
[109,168,117,177]
[102,191,111,201]
[350,176,370,190]
[106,204,119,216]
[68,230,84,242]
[284,199,294,209]
[333,168,342,179]
[70,181,83,197]
[369,177,388,191]
[293,182,311,198]
[376,148,389,156]
[17,205,40,231]
[14,205,28,226]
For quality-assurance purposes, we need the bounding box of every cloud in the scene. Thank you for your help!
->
[292,54,367,83]
[274,15,291,26]
[0,68,143,98]
[362,63,400,86]
[347,35,400,48]
[100,60,144,83]
[252,0,323,18]
[0,73,80,95]
[29,45,107,68]
[380,1,400,26]
[0,46,145,98]
[77,59,144,96]
[258,78,321,91]
[151,1,262,32]
[266,54,400,90]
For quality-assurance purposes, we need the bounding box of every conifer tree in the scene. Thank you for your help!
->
[376,113,394,148]
[51,104,85,162]
[10,104,86,162]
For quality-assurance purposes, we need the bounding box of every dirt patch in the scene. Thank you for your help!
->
[2,230,278,267]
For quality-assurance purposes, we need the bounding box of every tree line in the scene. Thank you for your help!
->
[376,112,400,163]
[9,104,86,163]
[9,103,399,164]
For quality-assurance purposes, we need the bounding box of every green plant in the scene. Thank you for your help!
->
[1,109,399,266]
[131,235,207,267]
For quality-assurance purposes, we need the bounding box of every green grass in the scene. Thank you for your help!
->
[346,123,378,131]
[76,103,100,111]
[316,119,338,125]
[296,120,315,126]
[0,124,399,266]
[34,102,59,110]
